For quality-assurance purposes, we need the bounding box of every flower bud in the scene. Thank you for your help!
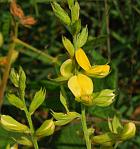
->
[0,115,29,133]
[120,122,136,140]
[36,119,55,138]
[92,132,115,146]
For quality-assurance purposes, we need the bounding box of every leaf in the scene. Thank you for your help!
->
[68,0,74,9]
[19,67,26,99]
[112,116,123,134]
[71,2,80,23]
[62,36,75,57]
[10,68,19,88]
[51,2,71,25]
[76,26,88,48]
[12,136,32,146]
[52,111,80,126]
[29,88,46,115]
[60,92,69,112]
[53,123,85,149]
[7,94,24,110]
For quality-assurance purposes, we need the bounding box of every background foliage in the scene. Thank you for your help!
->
[0,0,140,148]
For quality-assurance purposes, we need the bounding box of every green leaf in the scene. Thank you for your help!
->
[60,92,69,112]
[19,67,26,99]
[51,2,71,25]
[29,88,46,115]
[68,0,74,9]
[10,68,19,88]
[70,19,81,35]
[62,36,75,57]
[53,123,85,149]
[111,116,123,134]
[0,115,30,133]
[0,32,3,47]
[7,94,24,110]
[76,26,88,48]
[92,89,115,107]
[12,136,32,146]
[52,111,80,126]
[35,119,55,138]
[71,2,80,23]
[50,76,68,83]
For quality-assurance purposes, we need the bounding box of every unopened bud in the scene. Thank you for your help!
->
[0,115,30,133]
[120,122,136,140]
[36,119,55,138]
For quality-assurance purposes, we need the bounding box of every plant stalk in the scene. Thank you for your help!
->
[0,22,18,108]
[23,100,39,149]
[81,104,91,149]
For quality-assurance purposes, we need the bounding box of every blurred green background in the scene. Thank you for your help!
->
[0,0,140,148]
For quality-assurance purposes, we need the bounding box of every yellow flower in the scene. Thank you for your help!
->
[86,65,110,78]
[75,48,91,71]
[68,74,93,105]
[75,48,110,78]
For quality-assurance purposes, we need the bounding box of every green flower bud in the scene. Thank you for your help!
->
[0,115,30,133]
[92,132,115,146]
[120,122,136,141]
[36,119,55,138]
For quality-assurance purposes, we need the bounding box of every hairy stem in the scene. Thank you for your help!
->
[81,104,91,149]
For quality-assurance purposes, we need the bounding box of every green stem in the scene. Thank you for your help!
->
[0,22,18,108]
[81,104,91,149]
[105,0,111,62]
[23,101,39,149]
[14,38,60,65]
[34,0,39,17]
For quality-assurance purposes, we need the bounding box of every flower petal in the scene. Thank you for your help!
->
[68,75,81,98]
[77,74,93,96]
[86,65,110,78]
[75,48,91,71]
[60,59,73,78]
